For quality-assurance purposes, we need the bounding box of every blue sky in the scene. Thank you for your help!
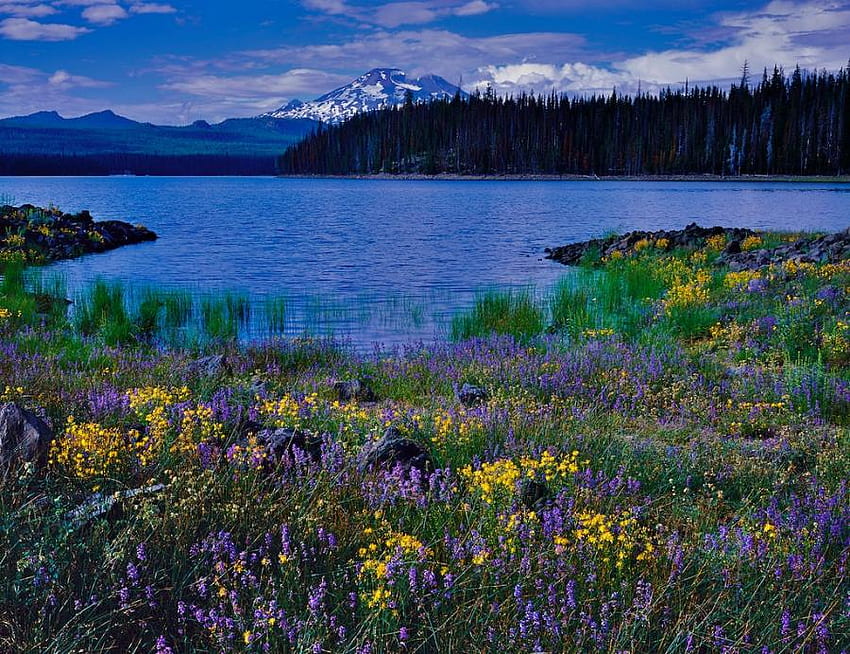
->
[1,0,848,124]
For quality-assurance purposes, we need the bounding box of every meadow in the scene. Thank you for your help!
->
[1,229,849,652]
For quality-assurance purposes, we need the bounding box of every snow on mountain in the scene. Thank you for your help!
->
[262,68,466,124]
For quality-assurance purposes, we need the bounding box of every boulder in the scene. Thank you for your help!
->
[0,402,54,474]
[334,378,376,402]
[186,354,231,378]
[518,478,549,509]
[458,383,489,407]
[255,426,324,463]
[356,426,432,475]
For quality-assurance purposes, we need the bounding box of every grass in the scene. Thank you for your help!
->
[450,288,544,342]
[0,229,849,652]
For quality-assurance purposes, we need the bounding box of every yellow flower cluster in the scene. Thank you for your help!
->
[256,394,303,428]
[178,404,224,457]
[740,235,763,251]
[723,269,763,289]
[431,408,484,449]
[358,527,431,611]
[1,385,24,400]
[3,233,25,247]
[461,450,581,505]
[127,385,191,410]
[227,435,267,468]
[565,510,655,568]
[582,328,616,339]
[49,416,140,480]
[822,320,850,365]
[705,234,727,251]
[781,259,817,277]
[633,237,669,252]
[127,386,199,465]
[662,270,712,314]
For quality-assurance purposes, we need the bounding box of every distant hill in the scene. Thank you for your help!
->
[279,66,850,177]
[0,111,318,175]
[262,67,466,125]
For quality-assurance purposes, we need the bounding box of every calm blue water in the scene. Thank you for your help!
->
[2,177,849,345]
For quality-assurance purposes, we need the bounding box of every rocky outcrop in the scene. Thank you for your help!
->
[334,378,376,403]
[0,402,53,475]
[719,227,850,271]
[546,223,850,271]
[458,383,488,407]
[0,204,156,263]
[255,426,324,463]
[356,426,432,475]
[545,223,755,266]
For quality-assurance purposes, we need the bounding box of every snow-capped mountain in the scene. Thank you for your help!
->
[262,68,466,124]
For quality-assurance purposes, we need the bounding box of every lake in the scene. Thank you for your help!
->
[2,176,849,346]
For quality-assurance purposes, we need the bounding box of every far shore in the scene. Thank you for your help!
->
[279,172,850,183]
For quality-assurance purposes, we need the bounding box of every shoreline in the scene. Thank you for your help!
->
[279,172,850,183]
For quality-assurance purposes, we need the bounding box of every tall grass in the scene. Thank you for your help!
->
[74,280,134,345]
[451,288,544,342]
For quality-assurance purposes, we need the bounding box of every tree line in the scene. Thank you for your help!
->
[278,64,850,177]
[0,153,277,176]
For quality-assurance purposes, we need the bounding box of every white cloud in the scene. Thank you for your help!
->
[81,3,127,25]
[470,0,850,96]
[474,62,633,95]
[48,68,110,87]
[158,68,354,119]
[243,29,586,83]
[373,2,437,27]
[0,16,89,39]
[302,0,498,27]
[129,2,176,14]
[453,0,496,16]
[0,2,57,17]
[0,63,113,120]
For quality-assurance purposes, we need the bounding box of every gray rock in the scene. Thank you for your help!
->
[334,378,376,402]
[519,478,549,509]
[458,383,488,407]
[256,426,324,463]
[357,426,432,475]
[66,483,165,528]
[186,354,230,378]
[0,402,54,474]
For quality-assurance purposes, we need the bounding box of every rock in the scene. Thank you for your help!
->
[0,203,156,264]
[458,383,488,407]
[255,427,324,463]
[356,426,432,475]
[66,483,165,528]
[334,378,376,402]
[545,224,757,266]
[518,478,549,509]
[0,402,53,475]
[186,354,231,378]
[724,239,742,255]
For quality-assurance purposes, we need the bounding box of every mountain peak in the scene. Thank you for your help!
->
[261,67,466,124]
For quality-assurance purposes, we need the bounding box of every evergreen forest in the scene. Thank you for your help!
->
[278,65,850,177]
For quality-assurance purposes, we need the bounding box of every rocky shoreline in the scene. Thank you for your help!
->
[545,222,850,270]
[1,203,156,263]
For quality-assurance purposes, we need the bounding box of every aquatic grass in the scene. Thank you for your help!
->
[162,290,193,329]
[262,295,289,335]
[451,288,545,342]
[73,279,136,346]
[200,295,238,343]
